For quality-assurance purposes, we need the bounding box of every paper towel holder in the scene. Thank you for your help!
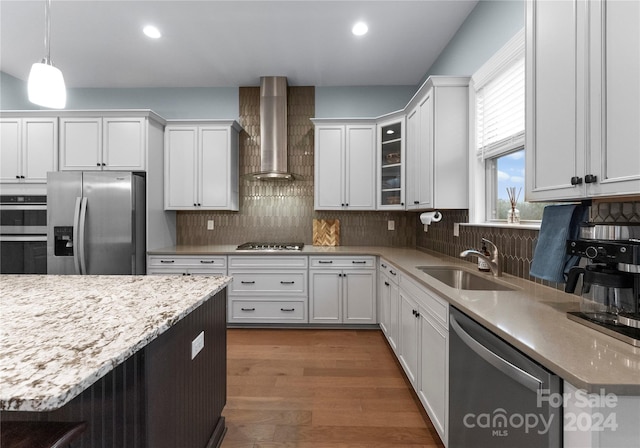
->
[420,210,442,231]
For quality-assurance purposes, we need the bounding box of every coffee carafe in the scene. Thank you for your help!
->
[565,264,636,324]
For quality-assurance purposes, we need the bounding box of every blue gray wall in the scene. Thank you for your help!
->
[1,0,524,118]
[423,0,524,80]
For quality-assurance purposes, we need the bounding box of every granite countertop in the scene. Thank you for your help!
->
[149,244,640,395]
[0,274,231,412]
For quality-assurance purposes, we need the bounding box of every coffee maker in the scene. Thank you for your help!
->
[565,223,640,346]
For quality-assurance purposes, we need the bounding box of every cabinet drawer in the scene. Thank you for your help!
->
[228,256,307,269]
[148,268,227,276]
[230,300,307,322]
[400,274,448,327]
[228,271,307,295]
[148,255,227,268]
[310,256,375,269]
[379,258,400,284]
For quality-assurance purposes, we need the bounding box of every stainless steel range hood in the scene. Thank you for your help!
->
[246,76,295,181]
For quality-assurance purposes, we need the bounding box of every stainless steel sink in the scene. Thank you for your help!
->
[416,266,515,291]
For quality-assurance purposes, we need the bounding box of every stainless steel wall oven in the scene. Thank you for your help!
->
[0,195,47,274]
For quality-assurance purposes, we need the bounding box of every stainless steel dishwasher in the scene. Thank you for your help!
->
[449,307,562,447]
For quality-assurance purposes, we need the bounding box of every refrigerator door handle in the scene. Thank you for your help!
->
[77,197,88,275]
[72,197,83,274]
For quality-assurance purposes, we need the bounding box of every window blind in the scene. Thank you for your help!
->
[475,53,525,160]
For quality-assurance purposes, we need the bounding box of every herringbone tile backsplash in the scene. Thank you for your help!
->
[175,85,640,284]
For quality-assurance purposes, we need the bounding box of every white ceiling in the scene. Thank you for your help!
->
[0,0,478,88]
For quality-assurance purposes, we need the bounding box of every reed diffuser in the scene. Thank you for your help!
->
[506,187,521,224]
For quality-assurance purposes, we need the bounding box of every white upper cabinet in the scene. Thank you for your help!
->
[0,117,57,183]
[526,0,640,201]
[377,115,406,210]
[313,120,376,210]
[164,121,240,211]
[405,77,470,211]
[60,116,146,171]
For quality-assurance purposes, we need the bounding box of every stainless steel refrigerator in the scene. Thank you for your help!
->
[47,171,146,275]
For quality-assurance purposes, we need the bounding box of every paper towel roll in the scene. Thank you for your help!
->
[420,211,442,226]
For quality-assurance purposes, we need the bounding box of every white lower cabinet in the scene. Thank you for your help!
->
[378,259,400,353]
[397,273,449,446]
[228,256,308,324]
[309,256,376,324]
[147,255,227,276]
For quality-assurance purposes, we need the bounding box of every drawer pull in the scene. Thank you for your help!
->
[381,263,387,268]
[241,307,256,312]
[280,308,296,312]
[318,260,333,264]
[160,260,175,264]
[384,281,390,286]
[280,281,295,285]
[241,281,256,284]
[200,260,215,264]
[352,260,367,264]
[389,270,397,276]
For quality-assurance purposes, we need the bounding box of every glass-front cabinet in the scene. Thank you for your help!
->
[377,116,405,209]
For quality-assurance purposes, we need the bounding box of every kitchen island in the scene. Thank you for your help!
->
[0,274,230,448]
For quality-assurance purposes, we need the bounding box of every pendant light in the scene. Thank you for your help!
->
[28,0,66,109]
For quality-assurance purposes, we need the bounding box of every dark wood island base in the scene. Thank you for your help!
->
[1,288,228,448]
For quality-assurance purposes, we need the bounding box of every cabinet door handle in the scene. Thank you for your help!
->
[381,263,387,268]
[160,260,175,263]
[241,307,256,312]
[96,163,101,167]
[280,308,295,312]
[401,202,404,206]
[384,281,390,286]
[200,260,215,264]
[182,272,191,276]
[15,175,20,179]
[414,200,420,204]
[584,174,598,184]
[280,281,295,285]
[570,176,583,185]
[352,260,367,264]
[318,260,333,264]
[241,281,255,284]
[389,270,397,276]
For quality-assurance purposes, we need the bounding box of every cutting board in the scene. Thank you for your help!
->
[313,219,340,246]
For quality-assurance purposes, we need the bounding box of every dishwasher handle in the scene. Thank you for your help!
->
[450,313,543,392]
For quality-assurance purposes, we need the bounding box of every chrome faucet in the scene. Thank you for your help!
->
[460,238,502,277]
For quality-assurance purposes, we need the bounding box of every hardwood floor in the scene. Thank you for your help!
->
[221,328,445,448]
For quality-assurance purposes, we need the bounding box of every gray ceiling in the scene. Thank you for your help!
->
[0,0,478,88]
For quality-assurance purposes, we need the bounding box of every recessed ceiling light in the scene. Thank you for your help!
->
[386,129,395,135]
[352,22,368,36]
[143,25,161,39]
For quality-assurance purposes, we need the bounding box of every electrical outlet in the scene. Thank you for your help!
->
[388,220,395,231]
[453,223,460,237]
[207,219,214,230]
[191,331,205,360]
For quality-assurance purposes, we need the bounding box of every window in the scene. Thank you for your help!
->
[470,29,546,224]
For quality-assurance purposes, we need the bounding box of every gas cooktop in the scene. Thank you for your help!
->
[236,242,304,251]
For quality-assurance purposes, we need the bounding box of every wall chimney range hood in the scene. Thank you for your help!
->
[246,76,296,181]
